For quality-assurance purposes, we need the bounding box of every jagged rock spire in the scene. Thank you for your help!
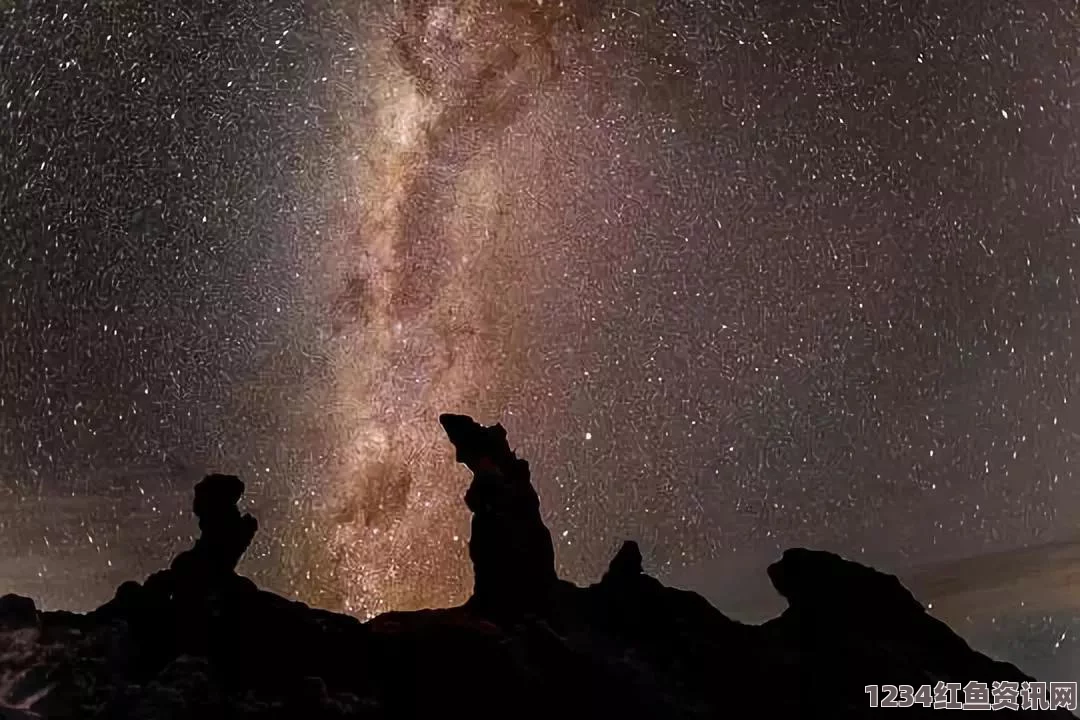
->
[439,413,557,613]
[602,540,643,584]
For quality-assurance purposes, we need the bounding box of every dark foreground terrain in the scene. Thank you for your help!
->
[0,414,1073,719]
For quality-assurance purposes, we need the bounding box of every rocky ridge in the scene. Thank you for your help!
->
[0,414,1072,718]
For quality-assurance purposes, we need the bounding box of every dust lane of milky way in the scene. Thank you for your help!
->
[283,0,615,617]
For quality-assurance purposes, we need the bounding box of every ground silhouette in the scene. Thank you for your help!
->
[0,414,1073,718]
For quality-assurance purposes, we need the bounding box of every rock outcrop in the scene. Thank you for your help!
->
[0,414,1072,719]
[171,473,258,582]
[439,413,559,615]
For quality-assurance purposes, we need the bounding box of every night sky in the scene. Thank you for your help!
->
[2,0,1080,681]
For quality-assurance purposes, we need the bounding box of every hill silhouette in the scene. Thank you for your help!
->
[0,414,1073,718]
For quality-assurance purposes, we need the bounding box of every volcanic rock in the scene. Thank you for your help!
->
[0,414,1071,719]
[169,473,258,584]
[0,595,38,632]
[439,413,558,615]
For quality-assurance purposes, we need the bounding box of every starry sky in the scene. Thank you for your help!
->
[2,0,1080,680]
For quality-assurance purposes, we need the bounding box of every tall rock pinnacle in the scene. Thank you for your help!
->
[439,413,557,614]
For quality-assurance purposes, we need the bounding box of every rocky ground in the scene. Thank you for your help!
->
[0,414,1073,718]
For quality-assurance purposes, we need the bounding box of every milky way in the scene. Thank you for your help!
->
[2,0,1080,679]
[283,0,609,616]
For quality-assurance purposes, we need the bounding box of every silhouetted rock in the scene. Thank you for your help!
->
[769,547,925,619]
[170,473,258,583]
[0,415,1073,719]
[0,594,37,631]
[602,540,644,583]
[439,413,558,615]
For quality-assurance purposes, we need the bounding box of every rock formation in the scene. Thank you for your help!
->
[171,473,259,582]
[0,414,1073,719]
[602,540,644,583]
[439,413,558,614]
